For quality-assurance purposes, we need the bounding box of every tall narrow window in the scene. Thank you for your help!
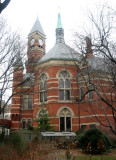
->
[27,119,32,128]
[22,119,26,129]
[23,95,33,109]
[28,96,33,109]
[59,108,72,132]
[23,98,28,109]
[39,73,47,102]
[59,71,71,100]
[88,85,93,100]
[80,87,85,101]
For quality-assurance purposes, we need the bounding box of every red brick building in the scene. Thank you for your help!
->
[11,14,115,132]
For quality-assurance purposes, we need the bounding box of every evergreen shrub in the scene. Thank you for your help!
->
[78,128,111,154]
[8,133,22,151]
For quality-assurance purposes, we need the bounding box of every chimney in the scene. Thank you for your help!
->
[85,36,93,58]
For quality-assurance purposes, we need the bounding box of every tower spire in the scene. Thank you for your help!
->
[57,13,62,29]
[29,17,45,36]
[56,13,65,44]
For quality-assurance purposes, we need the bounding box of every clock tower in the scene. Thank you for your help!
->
[26,17,46,73]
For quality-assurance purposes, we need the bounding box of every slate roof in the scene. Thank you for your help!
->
[29,17,45,36]
[38,42,81,64]
[87,56,109,72]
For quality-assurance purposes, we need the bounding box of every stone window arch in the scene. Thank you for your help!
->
[39,73,47,102]
[58,71,71,100]
[59,108,72,131]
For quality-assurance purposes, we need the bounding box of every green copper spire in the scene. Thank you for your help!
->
[56,13,63,29]
[56,13,64,43]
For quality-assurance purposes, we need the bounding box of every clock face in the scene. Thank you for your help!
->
[38,39,43,46]
[30,38,35,46]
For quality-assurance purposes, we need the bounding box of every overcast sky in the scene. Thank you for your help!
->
[2,0,116,51]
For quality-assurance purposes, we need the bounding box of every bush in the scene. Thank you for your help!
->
[28,126,34,130]
[0,133,5,142]
[78,128,111,154]
[8,133,22,151]
[109,137,116,148]
[76,128,85,136]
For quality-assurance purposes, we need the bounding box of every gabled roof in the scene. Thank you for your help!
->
[29,17,45,36]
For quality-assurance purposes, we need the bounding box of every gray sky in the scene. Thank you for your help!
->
[2,0,116,51]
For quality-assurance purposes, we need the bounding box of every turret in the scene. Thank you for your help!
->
[26,17,46,73]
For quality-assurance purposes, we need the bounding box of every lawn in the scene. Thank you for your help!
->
[63,148,116,160]
[73,155,116,160]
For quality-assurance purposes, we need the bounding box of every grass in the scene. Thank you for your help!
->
[73,156,116,160]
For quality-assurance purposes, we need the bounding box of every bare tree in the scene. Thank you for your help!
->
[0,0,10,13]
[0,17,26,115]
[73,4,116,135]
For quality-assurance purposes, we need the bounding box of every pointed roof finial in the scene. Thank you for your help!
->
[56,13,63,29]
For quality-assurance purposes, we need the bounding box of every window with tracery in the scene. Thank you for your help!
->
[39,73,47,102]
[59,71,71,100]
[59,108,71,131]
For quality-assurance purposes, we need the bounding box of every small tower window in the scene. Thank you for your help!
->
[30,38,35,48]
[38,38,43,48]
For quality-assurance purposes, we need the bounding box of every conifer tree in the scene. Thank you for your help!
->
[37,104,53,131]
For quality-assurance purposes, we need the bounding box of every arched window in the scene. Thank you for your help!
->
[59,108,71,131]
[59,71,71,100]
[27,119,32,128]
[22,119,26,129]
[39,73,47,102]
